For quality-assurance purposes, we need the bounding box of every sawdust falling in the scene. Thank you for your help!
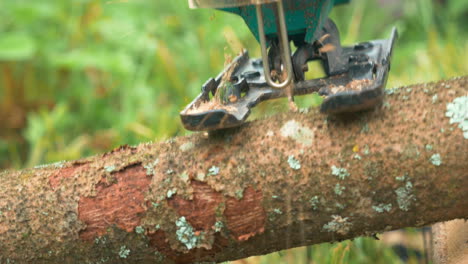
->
[330,79,372,94]
[187,99,237,114]
[317,33,330,44]
[278,68,298,112]
[319,43,336,53]
[186,53,238,114]
[214,53,236,103]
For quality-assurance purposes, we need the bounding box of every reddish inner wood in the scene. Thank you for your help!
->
[156,182,265,262]
[169,182,266,241]
[49,164,88,190]
[78,165,151,240]
[224,187,266,241]
[168,180,223,230]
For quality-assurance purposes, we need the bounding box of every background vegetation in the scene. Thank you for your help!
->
[0,0,466,262]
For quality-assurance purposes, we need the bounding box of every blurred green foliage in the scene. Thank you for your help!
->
[0,0,260,169]
[0,0,467,263]
[0,0,467,169]
[237,237,421,264]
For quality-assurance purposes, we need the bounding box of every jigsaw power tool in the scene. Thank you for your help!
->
[181,0,397,131]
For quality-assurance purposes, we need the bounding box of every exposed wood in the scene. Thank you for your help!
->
[432,220,468,264]
[0,76,467,263]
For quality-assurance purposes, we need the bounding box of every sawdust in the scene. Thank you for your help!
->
[228,94,238,103]
[329,79,372,94]
[317,34,335,53]
[187,99,237,114]
[214,54,236,102]
[186,54,238,114]
[279,69,298,112]
[319,43,336,53]
[317,33,330,44]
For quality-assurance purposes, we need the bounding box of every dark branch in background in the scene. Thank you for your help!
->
[0,77,467,264]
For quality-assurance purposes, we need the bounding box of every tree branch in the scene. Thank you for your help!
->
[0,76,467,263]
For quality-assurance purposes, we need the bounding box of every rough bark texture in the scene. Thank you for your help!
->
[0,76,467,264]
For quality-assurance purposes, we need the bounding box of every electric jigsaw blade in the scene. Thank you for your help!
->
[181,0,397,131]
[180,28,398,131]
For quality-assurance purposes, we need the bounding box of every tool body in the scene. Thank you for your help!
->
[181,0,397,131]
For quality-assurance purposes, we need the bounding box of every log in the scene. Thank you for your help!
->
[0,76,467,263]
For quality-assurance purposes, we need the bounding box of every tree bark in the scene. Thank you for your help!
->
[0,76,467,264]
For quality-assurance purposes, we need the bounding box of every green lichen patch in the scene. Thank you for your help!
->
[335,202,345,210]
[395,173,407,182]
[331,165,350,180]
[273,208,283,215]
[166,188,177,198]
[385,87,400,95]
[175,216,200,250]
[395,181,416,211]
[33,160,66,169]
[118,245,130,258]
[207,166,219,176]
[143,158,159,176]
[235,189,244,199]
[445,96,468,139]
[430,153,442,166]
[143,164,154,176]
[334,183,345,196]
[432,94,438,104]
[322,215,352,235]
[309,195,320,210]
[135,226,145,234]
[154,250,165,261]
[363,145,370,155]
[214,221,224,232]
[372,203,392,213]
[287,155,301,170]
[104,165,116,173]
[425,144,433,151]
[179,142,195,152]
[179,171,189,182]
[94,236,107,245]
[383,101,391,109]
[280,120,314,146]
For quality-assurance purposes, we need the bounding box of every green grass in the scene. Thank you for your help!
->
[0,0,467,262]
[230,237,408,264]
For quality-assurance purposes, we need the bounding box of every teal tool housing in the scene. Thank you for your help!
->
[220,0,349,45]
